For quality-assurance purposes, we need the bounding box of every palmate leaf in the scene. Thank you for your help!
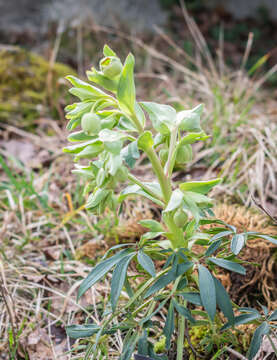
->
[209,230,234,242]
[269,309,277,321]
[137,250,156,277]
[198,265,216,321]
[221,312,262,331]
[231,234,245,255]
[213,277,234,325]
[172,299,195,323]
[144,270,175,298]
[163,300,175,349]
[181,292,202,306]
[120,331,140,360]
[208,257,246,275]
[144,262,193,298]
[77,248,132,300]
[248,322,270,360]
[66,324,100,339]
[205,239,222,256]
[111,253,135,311]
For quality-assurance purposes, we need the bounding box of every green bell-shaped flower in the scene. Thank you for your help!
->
[81,113,101,135]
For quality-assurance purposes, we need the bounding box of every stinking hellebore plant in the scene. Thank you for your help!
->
[64,45,277,360]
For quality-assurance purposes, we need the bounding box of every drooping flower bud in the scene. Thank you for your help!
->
[99,56,123,79]
[176,144,193,164]
[174,208,188,227]
[81,113,101,135]
[159,148,169,166]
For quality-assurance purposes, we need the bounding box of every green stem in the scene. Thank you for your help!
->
[130,111,144,134]
[145,147,172,204]
[164,126,178,177]
[129,109,185,249]
[131,298,154,317]
[164,212,186,249]
[177,312,185,360]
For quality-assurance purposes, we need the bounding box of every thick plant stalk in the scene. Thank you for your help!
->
[176,311,185,360]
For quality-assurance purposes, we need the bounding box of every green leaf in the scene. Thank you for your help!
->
[205,239,222,256]
[231,234,245,255]
[179,132,209,146]
[144,262,193,298]
[87,68,118,92]
[105,153,122,176]
[117,53,136,115]
[198,265,216,321]
[103,44,116,57]
[139,220,164,233]
[176,262,194,276]
[208,258,246,275]
[177,276,188,291]
[163,300,175,349]
[67,131,96,142]
[172,299,195,323]
[221,313,261,331]
[254,234,277,245]
[137,330,150,355]
[86,188,109,210]
[63,139,102,154]
[182,191,213,205]
[269,309,277,321]
[111,253,135,311]
[239,307,261,315]
[77,249,130,300]
[65,101,93,119]
[99,128,129,143]
[120,331,140,360]
[181,292,202,306]
[144,270,175,298]
[177,104,203,132]
[213,277,234,324]
[66,324,100,339]
[140,231,164,242]
[121,141,140,168]
[73,143,104,161]
[137,250,156,277]
[164,189,184,212]
[140,102,176,135]
[119,183,163,207]
[66,75,107,98]
[137,131,154,151]
[248,322,270,360]
[179,179,222,195]
[209,230,234,242]
[140,298,169,325]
